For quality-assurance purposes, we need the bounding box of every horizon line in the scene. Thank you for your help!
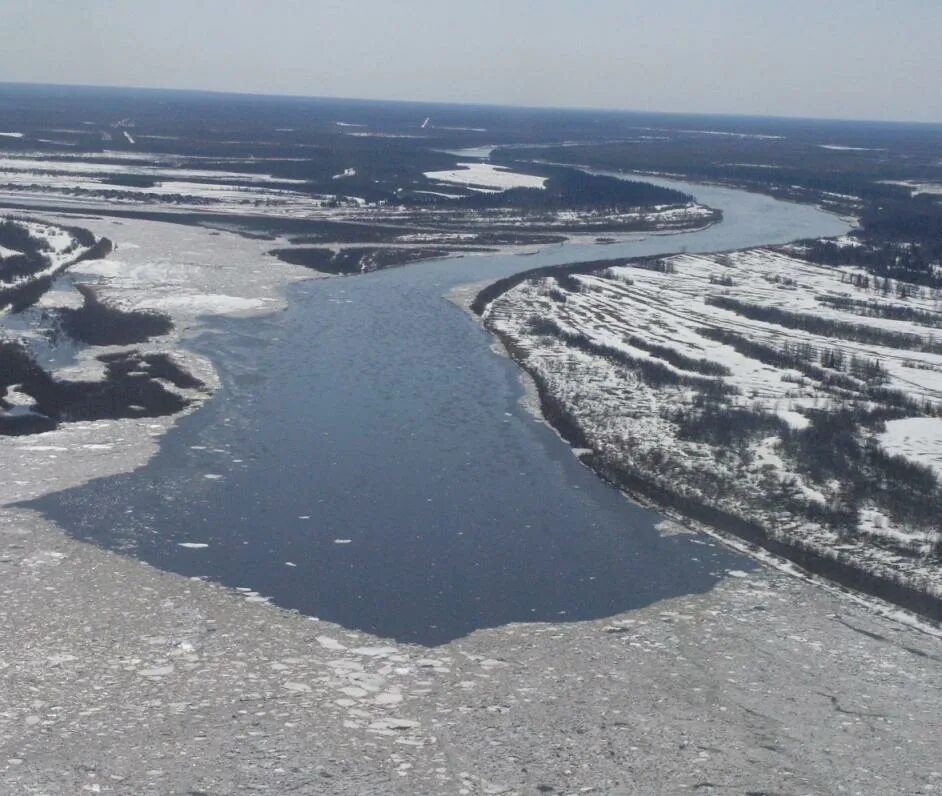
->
[2,80,940,129]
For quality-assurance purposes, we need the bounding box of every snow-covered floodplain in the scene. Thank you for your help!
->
[0,150,717,248]
[0,151,362,218]
[484,246,942,603]
[881,416,942,477]
[0,219,94,294]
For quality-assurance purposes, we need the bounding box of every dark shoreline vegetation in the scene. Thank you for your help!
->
[58,284,173,345]
[0,233,114,312]
[0,339,203,436]
[0,218,196,436]
[269,246,454,274]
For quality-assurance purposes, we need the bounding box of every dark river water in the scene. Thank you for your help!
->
[28,177,851,645]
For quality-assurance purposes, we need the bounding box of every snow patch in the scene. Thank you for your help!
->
[423,162,546,191]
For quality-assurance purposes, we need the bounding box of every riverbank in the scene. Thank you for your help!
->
[474,245,942,626]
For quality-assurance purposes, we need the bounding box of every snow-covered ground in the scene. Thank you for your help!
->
[0,150,717,246]
[1,211,312,426]
[0,219,94,296]
[423,162,547,191]
[881,180,942,197]
[819,144,885,152]
[0,151,365,219]
[880,416,942,477]
[484,246,942,598]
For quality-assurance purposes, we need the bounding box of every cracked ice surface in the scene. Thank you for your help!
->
[0,505,939,794]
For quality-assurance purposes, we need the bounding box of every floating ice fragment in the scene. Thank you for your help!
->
[351,646,398,657]
[374,690,403,706]
[368,717,420,731]
[138,665,174,677]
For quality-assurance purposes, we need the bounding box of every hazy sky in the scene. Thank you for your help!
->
[3,0,941,123]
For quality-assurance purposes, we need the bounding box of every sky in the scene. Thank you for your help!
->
[2,0,941,123]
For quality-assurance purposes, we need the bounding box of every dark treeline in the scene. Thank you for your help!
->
[58,284,172,346]
[0,218,95,254]
[0,252,50,283]
[673,403,788,448]
[0,274,54,313]
[471,256,634,315]
[0,219,41,251]
[706,296,942,354]
[0,342,199,436]
[781,408,942,539]
[586,434,942,619]
[452,169,693,212]
[699,326,862,390]
[661,396,941,551]
[802,237,942,289]
[0,219,50,283]
[269,246,452,275]
[625,334,731,377]
[698,326,934,415]
[816,294,942,328]
[0,236,113,313]
[527,315,735,396]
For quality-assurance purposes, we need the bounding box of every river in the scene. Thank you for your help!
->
[27,177,851,645]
